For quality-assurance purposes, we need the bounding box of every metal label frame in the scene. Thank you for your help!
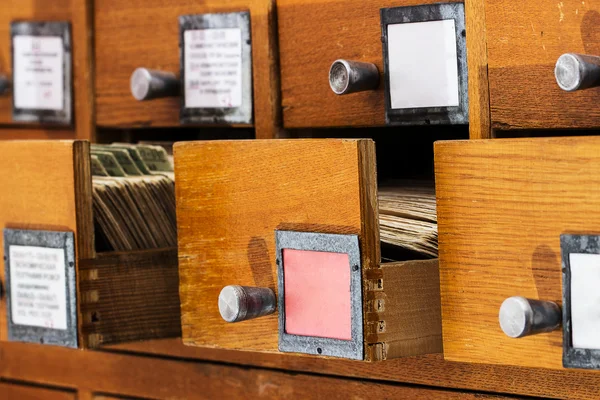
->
[11,21,73,125]
[179,11,253,125]
[561,234,600,369]
[380,3,468,125]
[4,229,77,348]
[275,230,363,360]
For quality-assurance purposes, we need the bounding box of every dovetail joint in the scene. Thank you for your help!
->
[81,269,98,281]
[86,333,103,348]
[80,290,99,304]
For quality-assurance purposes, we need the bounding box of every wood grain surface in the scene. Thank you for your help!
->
[94,0,281,139]
[0,382,75,400]
[79,248,181,348]
[175,139,379,356]
[434,136,600,369]
[4,337,600,399]
[486,0,600,130]
[0,1,95,140]
[367,260,442,361]
[277,0,462,128]
[73,140,94,260]
[0,140,88,341]
[465,0,491,139]
[0,342,523,400]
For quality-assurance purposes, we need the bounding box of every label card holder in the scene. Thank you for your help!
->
[561,234,600,370]
[11,21,72,125]
[275,230,364,360]
[380,3,468,125]
[4,229,77,348]
[179,12,253,125]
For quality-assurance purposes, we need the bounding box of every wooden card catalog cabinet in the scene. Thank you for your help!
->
[0,140,180,348]
[175,139,442,361]
[94,0,280,139]
[435,136,600,370]
[277,0,467,128]
[0,1,93,140]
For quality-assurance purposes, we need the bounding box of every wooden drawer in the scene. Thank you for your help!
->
[0,1,93,140]
[0,382,74,400]
[94,0,280,139]
[485,0,600,130]
[435,136,600,370]
[175,139,441,361]
[0,140,180,348]
[277,0,463,128]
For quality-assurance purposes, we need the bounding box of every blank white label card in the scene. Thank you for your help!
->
[387,19,459,109]
[570,253,600,350]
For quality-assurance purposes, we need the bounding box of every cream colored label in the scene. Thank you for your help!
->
[184,28,243,108]
[9,245,67,330]
[13,35,64,111]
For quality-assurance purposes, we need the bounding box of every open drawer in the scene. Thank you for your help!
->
[436,136,600,371]
[175,139,441,361]
[0,140,180,349]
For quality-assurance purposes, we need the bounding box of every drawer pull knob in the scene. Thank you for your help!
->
[130,68,180,101]
[555,53,600,92]
[329,59,380,95]
[499,296,561,338]
[0,75,10,95]
[218,285,276,323]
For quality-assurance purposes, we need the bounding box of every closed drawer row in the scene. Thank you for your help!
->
[2,0,600,139]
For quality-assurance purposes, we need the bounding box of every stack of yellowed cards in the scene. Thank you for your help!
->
[378,182,437,258]
[90,143,176,252]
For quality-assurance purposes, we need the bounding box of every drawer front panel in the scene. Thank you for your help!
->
[0,382,74,400]
[277,0,461,128]
[435,136,600,370]
[0,1,91,138]
[486,0,600,130]
[174,139,379,355]
[95,0,277,134]
[0,141,87,342]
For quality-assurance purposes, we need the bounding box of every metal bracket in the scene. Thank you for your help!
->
[562,234,600,369]
[11,21,72,125]
[380,3,468,125]
[179,11,253,125]
[275,230,363,360]
[4,229,77,348]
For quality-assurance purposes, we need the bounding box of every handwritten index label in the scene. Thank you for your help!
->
[9,245,67,330]
[13,35,65,111]
[184,28,243,109]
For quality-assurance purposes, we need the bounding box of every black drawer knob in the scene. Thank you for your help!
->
[130,68,180,101]
[218,285,276,323]
[555,53,600,92]
[499,296,561,338]
[329,59,380,95]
